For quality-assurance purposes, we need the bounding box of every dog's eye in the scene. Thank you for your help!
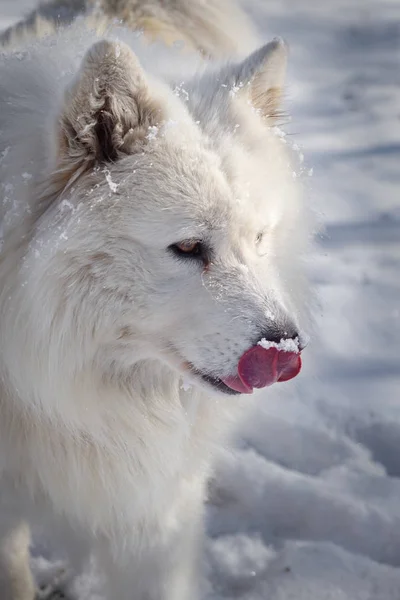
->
[256,231,263,244]
[170,240,203,257]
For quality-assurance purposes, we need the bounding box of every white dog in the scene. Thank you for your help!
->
[0,9,311,600]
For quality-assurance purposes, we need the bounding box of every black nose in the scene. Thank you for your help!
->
[257,327,307,351]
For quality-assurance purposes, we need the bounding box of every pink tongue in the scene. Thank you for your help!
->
[221,346,302,394]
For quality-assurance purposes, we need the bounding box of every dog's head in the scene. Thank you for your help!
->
[24,38,311,398]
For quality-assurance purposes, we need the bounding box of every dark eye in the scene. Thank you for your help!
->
[256,231,263,244]
[169,240,203,258]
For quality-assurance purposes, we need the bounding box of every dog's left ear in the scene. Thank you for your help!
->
[57,40,162,166]
[231,38,288,120]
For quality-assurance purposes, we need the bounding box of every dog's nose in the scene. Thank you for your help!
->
[257,325,306,350]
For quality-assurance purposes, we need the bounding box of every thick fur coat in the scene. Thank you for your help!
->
[0,3,311,599]
[0,0,258,58]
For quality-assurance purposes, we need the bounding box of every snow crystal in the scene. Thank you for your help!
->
[146,125,159,141]
[103,169,118,193]
[229,81,245,97]
[272,126,286,139]
[173,82,189,102]
[258,337,300,353]
[264,309,276,322]
[180,378,192,392]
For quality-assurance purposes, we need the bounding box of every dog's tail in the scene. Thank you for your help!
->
[0,0,258,58]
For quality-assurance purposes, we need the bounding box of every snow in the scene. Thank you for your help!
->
[258,337,300,353]
[146,125,159,141]
[1,0,400,598]
[103,168,119,193]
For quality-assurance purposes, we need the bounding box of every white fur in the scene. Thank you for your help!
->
[0,0,259,58]
[0,24,312,600]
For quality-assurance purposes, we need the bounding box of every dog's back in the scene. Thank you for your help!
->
[0,0,259,58]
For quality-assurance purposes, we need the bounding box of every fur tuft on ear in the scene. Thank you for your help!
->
[233,38,288,120]
[58,40,162,166]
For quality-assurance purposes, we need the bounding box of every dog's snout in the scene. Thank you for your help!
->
[225,323,304,394]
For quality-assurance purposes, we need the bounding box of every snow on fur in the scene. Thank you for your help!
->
[0,0,399,599]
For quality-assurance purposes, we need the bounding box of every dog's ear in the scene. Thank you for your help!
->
[58,40,162,165]
[231,38,288,120]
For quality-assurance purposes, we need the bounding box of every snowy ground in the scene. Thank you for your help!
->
[1,0,400,598]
